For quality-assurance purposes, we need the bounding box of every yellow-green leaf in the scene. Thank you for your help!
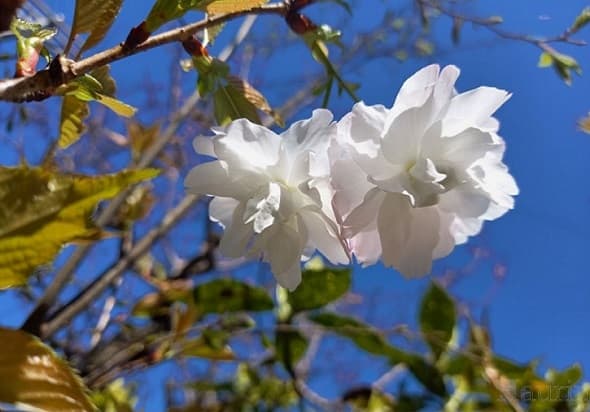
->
[0,167,159,288]
[571,7,590,33]
[59,94,90,148]
[227,76,283,126]
[205,0,268,14]
[65,0,124,56]
[95,94,137,117]
[0,327,96,412]
[57,66,136,148]
[538,52,553,68]
[213,84,261,125]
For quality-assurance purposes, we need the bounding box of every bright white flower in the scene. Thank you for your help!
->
[331,64,518,277]
[185,109,349,290]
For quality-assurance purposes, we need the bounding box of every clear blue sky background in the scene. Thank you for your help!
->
[1,0,589,410]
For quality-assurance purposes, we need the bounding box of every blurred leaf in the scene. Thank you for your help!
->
[90,379,136,412]
[275,329,308,375]
[578,112,590,134]
[571,7,590,32]
[414,38,434,56]
[311,312,447,397]
[287,268,351,314]
[342,387,395,411]
[452,16,462,45]
[309,312,401,358]
[128,121,160,161]
[213,84,261,125]
[538,49,581,85]
[178,331,235,360]
[419,282,456,360]
[0,167,159,288]
[192,278,274,314]
[403,354,447,397]
[538,52,553,68]
[66,0,124,56]
[0,328,95,411]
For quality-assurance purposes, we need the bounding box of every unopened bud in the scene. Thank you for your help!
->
[286,12,317,35]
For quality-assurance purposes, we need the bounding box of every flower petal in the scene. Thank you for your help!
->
[185,161,261,198]
[378,193,440,278]
[209,197,240,228]
[218,203,254,258]
[213,118,281,169]
[299,209,349,265]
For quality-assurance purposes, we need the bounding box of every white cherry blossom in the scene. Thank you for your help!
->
[185,109,349,290]
[331,64,518,277]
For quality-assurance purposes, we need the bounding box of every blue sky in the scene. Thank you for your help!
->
[1,0,590,410]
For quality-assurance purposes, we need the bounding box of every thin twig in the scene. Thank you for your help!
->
[41,194,200,338]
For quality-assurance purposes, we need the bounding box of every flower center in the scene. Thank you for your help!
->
[404,157,455,207]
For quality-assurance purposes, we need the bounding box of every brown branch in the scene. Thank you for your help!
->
[0,2,289,102]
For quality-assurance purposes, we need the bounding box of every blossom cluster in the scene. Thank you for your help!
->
[185,65,518,290]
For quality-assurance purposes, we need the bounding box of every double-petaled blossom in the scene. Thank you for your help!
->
[184,109,349,290]
[330,64,518,277]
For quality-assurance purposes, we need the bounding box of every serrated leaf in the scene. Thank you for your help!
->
[213,84,261,125]
[0,328,96,412]
[192,278,274,314]
[287,268,351,314]
[0,167,159,288]
[66,0,124,56]
[58,95,90,148]
[419,282,456,360]
[205,0,268,14]
[227,76,283,126]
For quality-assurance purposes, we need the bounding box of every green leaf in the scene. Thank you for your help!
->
[275,330,308,375]
[0,167,159,288]
[287,268,351,314]
[178,331,235,360]
[310,312,447,397]
[66,0,124,56]
[419,282,456,360]
[213,84,261,125]
[0,328,96,411]
[192,278,274,314]
[309,312,400,358]
[403,354,447,397]
[571,7,590,32]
